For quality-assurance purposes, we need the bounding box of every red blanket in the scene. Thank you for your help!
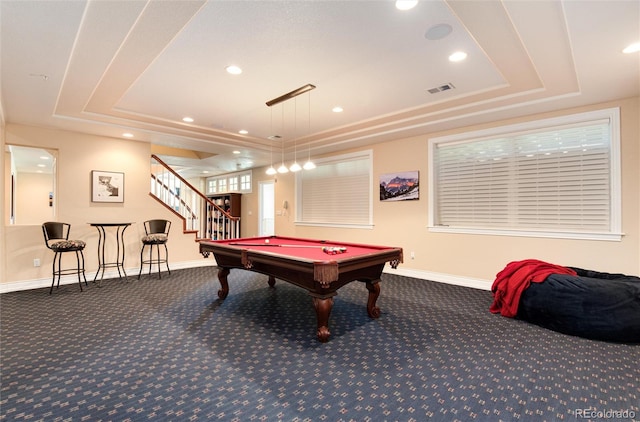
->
[490,259,577,318]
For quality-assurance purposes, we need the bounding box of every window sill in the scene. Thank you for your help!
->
[428,225,623,241]
[295,221,374,230]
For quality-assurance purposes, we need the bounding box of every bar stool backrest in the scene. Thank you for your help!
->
[42,222,70,248]
[145,219,171,236]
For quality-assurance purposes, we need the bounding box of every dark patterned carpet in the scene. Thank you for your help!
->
[1,267,638,421]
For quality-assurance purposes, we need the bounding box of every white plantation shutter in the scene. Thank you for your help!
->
[296,151,372,227]
[430,109,621,240]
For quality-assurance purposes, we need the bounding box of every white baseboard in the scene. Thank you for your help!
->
[385,267,492,291]
[0,259,216,294]
[1,260,490,294]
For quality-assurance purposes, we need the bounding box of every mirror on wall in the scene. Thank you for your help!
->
[4,145,56,225]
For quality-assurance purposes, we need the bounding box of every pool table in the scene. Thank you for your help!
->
[199,236,403,342]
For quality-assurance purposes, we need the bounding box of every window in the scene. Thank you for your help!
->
[207,179,217,194]
[240,174,251,190]
[429,108,621,240]
[228,176,238,192]
[206,170,252,195]
[296,150,373,228]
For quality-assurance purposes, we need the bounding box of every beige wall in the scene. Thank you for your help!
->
[1,125,209,291]
[1,97,638,291]
[244,97,640,287]
[15,172,55,224]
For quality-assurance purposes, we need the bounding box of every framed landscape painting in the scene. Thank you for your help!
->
[379,171,419,201]
[92,170,124,203]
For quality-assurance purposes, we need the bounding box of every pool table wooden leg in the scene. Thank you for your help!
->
[268,275,276,288]
[312,296,334,342]
[365,280,381,318]
[217,267,230,299]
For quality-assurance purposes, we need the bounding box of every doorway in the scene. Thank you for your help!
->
[258,180,275,236]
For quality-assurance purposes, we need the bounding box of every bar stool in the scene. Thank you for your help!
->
[42,222,88,294]
[138,219,171,279]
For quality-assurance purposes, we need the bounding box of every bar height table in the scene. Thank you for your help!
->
[89,223,133,285]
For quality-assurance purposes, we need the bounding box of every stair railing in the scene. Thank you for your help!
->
[150,154,240,240]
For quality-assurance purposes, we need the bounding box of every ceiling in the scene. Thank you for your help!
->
[1,0,639,178]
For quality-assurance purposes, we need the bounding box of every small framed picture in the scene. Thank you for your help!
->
[380,171,419,201]
[92,170,124,203]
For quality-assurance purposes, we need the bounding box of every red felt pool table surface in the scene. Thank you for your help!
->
[199,236,403,342]
[217,235,397,258]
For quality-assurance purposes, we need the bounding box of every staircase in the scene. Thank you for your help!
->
[149,154,240,241]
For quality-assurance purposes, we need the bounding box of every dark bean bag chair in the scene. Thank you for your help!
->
[517,267,640,343]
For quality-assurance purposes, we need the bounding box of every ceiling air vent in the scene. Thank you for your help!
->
[427,83,455,94]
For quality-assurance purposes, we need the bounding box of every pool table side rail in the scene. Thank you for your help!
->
[199,240,403,287]
[206,235,403,253]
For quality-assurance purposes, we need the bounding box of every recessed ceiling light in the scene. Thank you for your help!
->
[37,164,45,168]
[182,117,194,123]
[395,0,418,11]
[202,170,209,174]
[449,51,468,62]
[40,156,50,160]
[226,65,242,75]
[238,129,248,135]
[233,150,241,154]
[332,106,344,113]
[123,133,134,138]
[623,42,640,54]
[425,23,453,41]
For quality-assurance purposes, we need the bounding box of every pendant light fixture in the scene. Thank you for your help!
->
[303,90,316,170]
[265,106,277,175]
[276,104,289,173]
[289,97,302,172]
[265,142,277,175]
[266,165,278,175]
[289,159,302,172]
[265,84,316,174]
